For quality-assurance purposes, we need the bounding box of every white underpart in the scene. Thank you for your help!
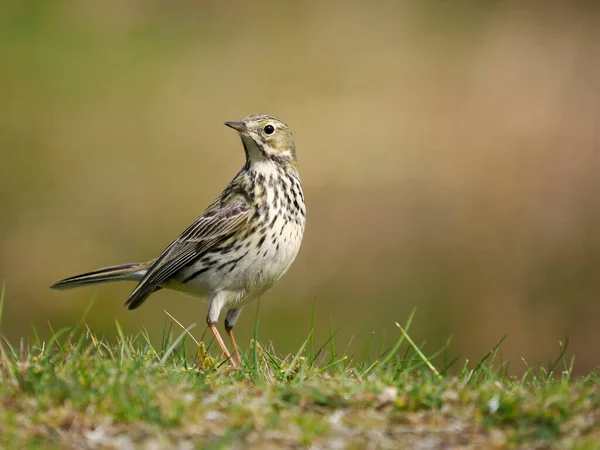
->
[248,159,282,175]
[174,159,306,325]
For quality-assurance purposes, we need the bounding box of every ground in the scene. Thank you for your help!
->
[1,303,599,449]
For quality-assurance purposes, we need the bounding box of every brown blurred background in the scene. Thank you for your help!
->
[1,1,599,374]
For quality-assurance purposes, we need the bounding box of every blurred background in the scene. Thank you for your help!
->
[1,0,599,374]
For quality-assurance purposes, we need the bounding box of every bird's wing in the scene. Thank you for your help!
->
[124,196,251,309]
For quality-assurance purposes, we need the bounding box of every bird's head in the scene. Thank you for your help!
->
[225,114,296,166]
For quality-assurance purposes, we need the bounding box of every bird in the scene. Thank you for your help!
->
[51,114,306,367]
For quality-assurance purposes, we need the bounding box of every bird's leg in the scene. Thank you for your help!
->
[225,327,242,366]
[225,308,243,366]
[206,295,237,368]
[207,321,236,368]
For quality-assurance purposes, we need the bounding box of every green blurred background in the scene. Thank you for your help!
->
[1,1,599,373]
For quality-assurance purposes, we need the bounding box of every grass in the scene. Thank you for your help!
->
[1,296,600,448]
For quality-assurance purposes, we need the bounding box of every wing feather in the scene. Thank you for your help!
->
[124,196,251,309]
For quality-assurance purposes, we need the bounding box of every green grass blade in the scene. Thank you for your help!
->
[253,299,261,376]
[395,320,441,380]
[44,326,71,357]
[160,323,196,365]
[282,330,313,380]
[139,327,160,361]
[547,337,569,376]
[328,313,336,364]
[377,309,416,368]
[312,328,340,364]
[114,320,132,360]
[68,294,97,342]
[360,331,375,364]
[309,299,316,361]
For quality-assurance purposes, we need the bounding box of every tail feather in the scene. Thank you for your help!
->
[50,263,147,290]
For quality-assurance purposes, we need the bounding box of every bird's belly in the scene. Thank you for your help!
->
[226,220,304,299]
[175,218,304,304]
[162,276,210,300]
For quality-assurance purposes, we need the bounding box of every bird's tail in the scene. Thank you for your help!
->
[50,262,149,290]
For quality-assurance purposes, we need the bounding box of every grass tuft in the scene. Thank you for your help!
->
[0,296,598,447]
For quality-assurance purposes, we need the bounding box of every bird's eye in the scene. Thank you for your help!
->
[264,125,275,135]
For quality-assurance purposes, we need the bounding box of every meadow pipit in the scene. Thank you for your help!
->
[51,115,306,367]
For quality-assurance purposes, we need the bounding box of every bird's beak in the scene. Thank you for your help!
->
[224,121,248,133]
